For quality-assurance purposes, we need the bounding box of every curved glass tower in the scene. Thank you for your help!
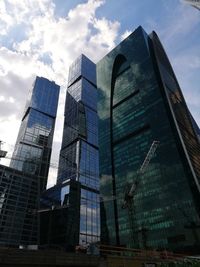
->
[97,26,200,253]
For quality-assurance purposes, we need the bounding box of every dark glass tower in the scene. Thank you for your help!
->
[40,55,100,248]
[10,76,60,191]
[97,26,200,253]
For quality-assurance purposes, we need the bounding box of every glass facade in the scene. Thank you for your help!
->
[97,26,200,252]
[0,76,60,247]
[10,76,60,191]
[41,55,100,249]
[40,180,81,249]
[59,55,100,246]
[0,165,38,246]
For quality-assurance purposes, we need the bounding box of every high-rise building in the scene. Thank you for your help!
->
[10,76,60,191]
[0,76,60,247]
[0,165,38,246]
[97,26,200,253]
[40,180,81,250]
[40,55,100,249]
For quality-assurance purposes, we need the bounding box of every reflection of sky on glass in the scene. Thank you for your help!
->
[61,185,69,205]
[27,109,53,130]
[31,78,59,118]
[80,188,100,243]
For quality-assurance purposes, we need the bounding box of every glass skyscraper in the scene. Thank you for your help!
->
[97,26,200,253]
[40,55,100,249]
[0,76,60,247]
[10,76,60,191]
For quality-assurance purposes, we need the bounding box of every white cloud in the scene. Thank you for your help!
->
[0,115,21,166]
[0,47,56,80]
[9,0,119,83]
[0,0,121,188]
[91,17,120,48]
[120,30,132,41]
[0,1,14,35]
[159,3,200,49]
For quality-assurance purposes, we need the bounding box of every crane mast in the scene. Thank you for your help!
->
[121,140,159,247]
[122,140,159,208]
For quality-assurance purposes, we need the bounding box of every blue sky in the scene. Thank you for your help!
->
[0,0,199,186]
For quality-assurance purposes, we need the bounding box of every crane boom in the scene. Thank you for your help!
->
[123,140,159,207]
[139,140,160,174]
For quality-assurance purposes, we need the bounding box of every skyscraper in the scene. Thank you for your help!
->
[0,76,60,247]
[40,55,100,249]
[97,26,200,252]
[10,76,60,191]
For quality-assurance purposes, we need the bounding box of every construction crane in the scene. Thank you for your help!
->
[100,141,160,247]
[121,140,160,248]
[122,140,160,209]
[100,141,160,205]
